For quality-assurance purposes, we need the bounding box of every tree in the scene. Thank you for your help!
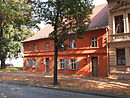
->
[32,0,93,85]
[0,0,40,68]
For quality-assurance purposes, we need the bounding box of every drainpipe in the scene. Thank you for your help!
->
[106,27,109,77]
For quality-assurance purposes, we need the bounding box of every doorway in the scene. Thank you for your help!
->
[45,58,50,72]
[91,57,98,76]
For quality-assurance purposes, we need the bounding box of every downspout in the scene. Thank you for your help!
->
[106,27,109,77]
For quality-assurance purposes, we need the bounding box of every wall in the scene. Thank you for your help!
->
[23,28,108,76]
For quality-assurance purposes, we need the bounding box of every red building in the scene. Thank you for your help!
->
[23,4,109,77]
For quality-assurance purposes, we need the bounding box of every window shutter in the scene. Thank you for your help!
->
[36,59,38,67]
[57,59,60,69]
[67,59,71,69]
[76,59,78,70]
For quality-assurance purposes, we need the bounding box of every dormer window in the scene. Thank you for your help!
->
[115,15,124,33]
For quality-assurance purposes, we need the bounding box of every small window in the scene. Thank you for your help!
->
[91,37,97,47]
[27,59,33,67]
[70,40,76,49]
[115,15,124,33]
[34,45,37,52]
[27,46,31,53]
[45,42,50,51]
[60,59,66,69]
[33,59,38,67]
[116,49,126,65]
[70,59,78,70]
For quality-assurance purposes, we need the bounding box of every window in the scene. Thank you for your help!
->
[116,49,126,65]
[45,42,50,51]
[70,59,78,70]
[115,15,124,33]
[33,59,38,67]
[27,59,33,67]
[34,45,37,52]
[70,40,76,48]
[128,14,130,32]
[27,59,38,67]
[27,46,31,53]
[60,59,66,69]
[91,37,97,47]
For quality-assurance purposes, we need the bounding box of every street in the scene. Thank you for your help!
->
[0,82,110,98]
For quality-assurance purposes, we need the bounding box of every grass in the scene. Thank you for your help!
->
[0,67,23,72]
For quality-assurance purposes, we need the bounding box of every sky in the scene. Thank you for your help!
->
[38,0,108,29]
[93,0,107,6]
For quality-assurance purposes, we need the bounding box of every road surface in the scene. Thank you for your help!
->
[0,82,110,98]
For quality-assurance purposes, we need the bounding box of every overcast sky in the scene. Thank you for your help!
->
[93,0,107,6]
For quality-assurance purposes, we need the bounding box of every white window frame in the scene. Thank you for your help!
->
[33,59,38,67]
[70,59,78,70]
[34,45,37,52]
[27,59,33,67]
[45,42,50,51]
[60,59,66,69]
[70,40,76,49]
[91,37,97,47]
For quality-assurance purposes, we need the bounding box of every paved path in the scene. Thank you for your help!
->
[0,72,130,85]
[0,82,110,98]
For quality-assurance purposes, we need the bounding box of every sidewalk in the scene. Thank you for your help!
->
[0,71,130,98]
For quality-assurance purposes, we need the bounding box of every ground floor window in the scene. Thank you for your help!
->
[27,59,38,67]
[59,59,78,70]
[116,48,126,65]
[60,59,66,69]
[70,59,78,70]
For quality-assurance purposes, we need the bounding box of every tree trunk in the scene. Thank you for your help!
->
[0,59,6,69]
[53,38,58,85]
[53,1,61,85]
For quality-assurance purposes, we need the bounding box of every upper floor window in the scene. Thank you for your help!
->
[115,15,124,33]
[70,40,76,49]
[27,46,31,53]
[91,37,97,47]
[34,45,37,52]
[116,49,126,66]
[128,14,130,32]
[45,42,50,51]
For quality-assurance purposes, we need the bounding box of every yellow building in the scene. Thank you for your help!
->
[107,0,130,79]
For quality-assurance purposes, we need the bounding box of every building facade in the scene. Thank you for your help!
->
[23,4,109,77]
[107,0,130,79]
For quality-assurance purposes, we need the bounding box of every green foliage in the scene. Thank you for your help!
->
[0,67,23,72]
[32,0,94,84]
[0,0,39,67]
[32,0,94,50]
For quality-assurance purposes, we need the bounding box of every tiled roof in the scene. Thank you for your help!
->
[89,4,108,29]
[23,4,108,42]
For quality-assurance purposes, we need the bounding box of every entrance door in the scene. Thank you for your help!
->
[91,57,98,76]
[45,58,50,72]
